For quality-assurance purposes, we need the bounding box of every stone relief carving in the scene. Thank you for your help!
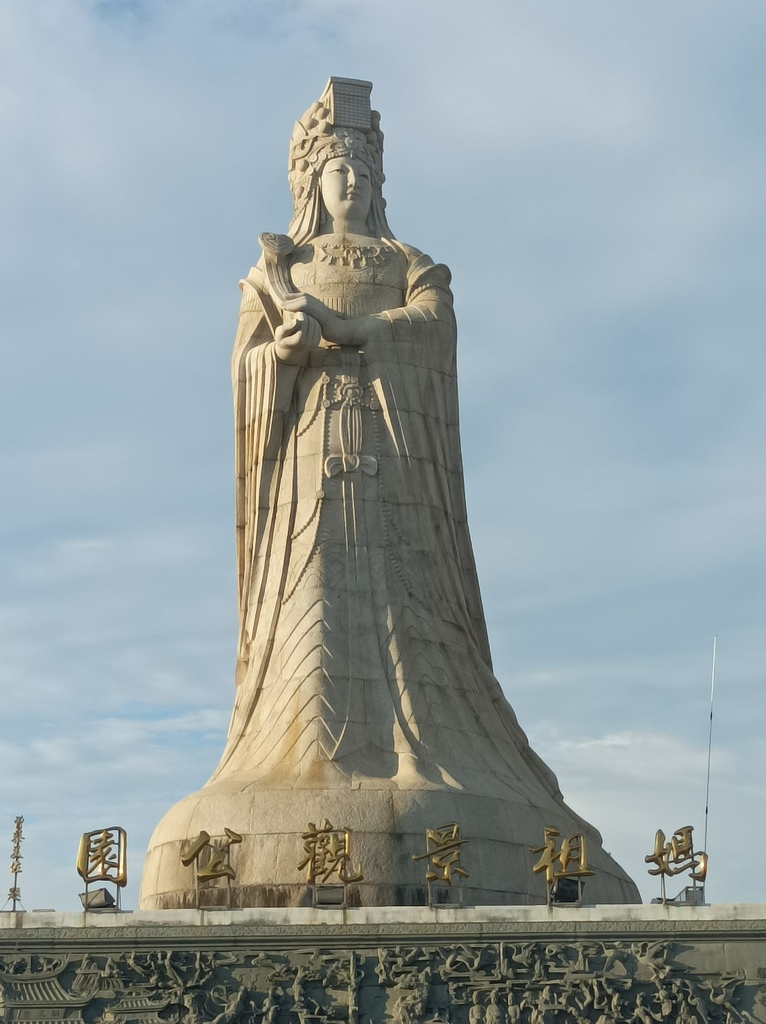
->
[0,941,762,1024]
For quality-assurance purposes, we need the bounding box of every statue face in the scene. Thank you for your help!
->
[319,156,373,226]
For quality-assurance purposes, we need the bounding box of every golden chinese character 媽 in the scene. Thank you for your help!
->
[645,825,706,879]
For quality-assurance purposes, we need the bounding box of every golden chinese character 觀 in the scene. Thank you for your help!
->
[298,819,363,884]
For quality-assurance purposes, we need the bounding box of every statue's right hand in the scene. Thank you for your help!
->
[274,312,321,364]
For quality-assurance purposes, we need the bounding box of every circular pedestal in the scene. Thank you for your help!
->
[139,776,640,908]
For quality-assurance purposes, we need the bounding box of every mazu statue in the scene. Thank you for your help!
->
[139,78,639,908]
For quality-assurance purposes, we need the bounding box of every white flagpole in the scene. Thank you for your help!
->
[703,636,717,862]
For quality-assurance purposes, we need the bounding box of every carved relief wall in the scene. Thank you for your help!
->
[1,920,764,1024]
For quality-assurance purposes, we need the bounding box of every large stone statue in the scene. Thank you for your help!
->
[139,78,639,908]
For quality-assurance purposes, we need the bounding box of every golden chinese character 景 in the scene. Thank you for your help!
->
[298,819,363,884]
[180,827,243,882]
[530,827,595,887]
[412,823,469,885]
[76,827,127,887]
[645,825,707,880]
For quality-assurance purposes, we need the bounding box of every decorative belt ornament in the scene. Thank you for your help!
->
[324,374,378,477]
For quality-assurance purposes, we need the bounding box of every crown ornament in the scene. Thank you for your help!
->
[283,78,393,245]
[288,78,385,206]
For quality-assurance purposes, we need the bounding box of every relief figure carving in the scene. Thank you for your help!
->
[0,943,763,1024]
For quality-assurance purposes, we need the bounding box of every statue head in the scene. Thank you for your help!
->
[319,155,373,231]
[287,77,393,243]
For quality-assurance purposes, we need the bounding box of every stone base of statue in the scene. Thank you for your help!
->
[2,906,765,1024]
[139,772,639,909]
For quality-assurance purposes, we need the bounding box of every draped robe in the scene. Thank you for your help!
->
[211,232,565,809]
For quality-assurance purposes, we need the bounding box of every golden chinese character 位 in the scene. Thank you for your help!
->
[76,827,127,887]
[412,823,469,885]
[298,820,363,884]
[180,827,243,882]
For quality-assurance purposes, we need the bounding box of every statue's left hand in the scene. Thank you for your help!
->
[279,292,331,323]
[279,293,354,346]
[273,312,321,364]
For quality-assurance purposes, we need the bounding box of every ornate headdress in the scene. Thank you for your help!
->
[286,78,393,244]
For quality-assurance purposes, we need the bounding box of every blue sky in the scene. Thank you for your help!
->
[1,0,765,911]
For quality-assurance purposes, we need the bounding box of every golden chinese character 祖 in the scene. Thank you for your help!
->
[180,827,243,882]
[412,823,469,885]
[530,827,595,900]
[645,826,707,881]
[298,820,363,884]
[76,827,127,887]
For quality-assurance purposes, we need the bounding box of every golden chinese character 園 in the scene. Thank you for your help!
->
[298,819,363,884]
[412,823,469,885]
[180,827,243,882]
[76,827,127,887]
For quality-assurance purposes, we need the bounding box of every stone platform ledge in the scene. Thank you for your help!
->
[3,905,766,1024]
[2,903,766,937]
